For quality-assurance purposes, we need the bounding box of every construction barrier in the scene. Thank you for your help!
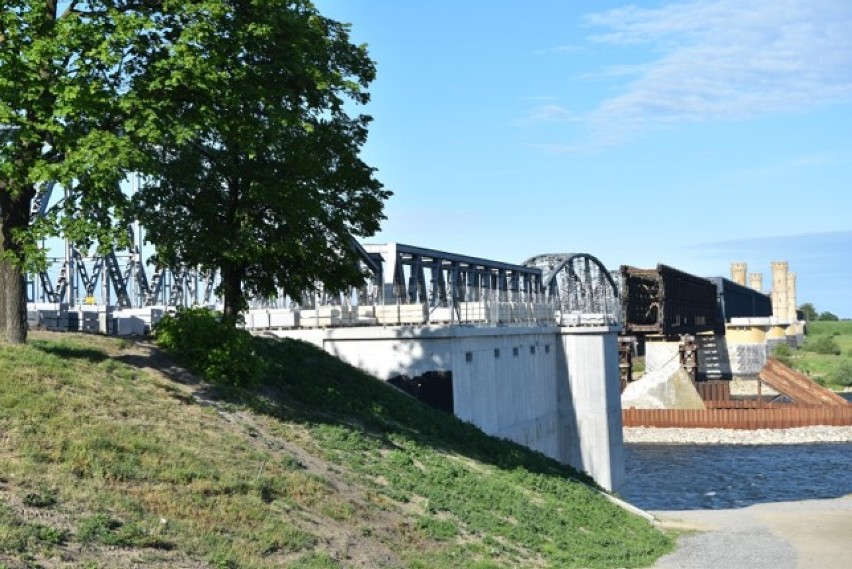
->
[622,404,852,429]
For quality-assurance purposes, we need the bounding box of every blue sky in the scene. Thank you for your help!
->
[316,0,852,318]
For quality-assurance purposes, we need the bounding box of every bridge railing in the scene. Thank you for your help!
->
[27,236,622,334]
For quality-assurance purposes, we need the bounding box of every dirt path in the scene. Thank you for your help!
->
[650,495,852,569]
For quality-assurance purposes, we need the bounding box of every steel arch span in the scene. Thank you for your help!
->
[522,253,621,324]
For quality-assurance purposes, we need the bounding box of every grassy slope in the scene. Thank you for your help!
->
[786,321,852,388]
[0,332,672,569]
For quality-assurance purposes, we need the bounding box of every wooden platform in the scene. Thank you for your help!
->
[758,358,848,406]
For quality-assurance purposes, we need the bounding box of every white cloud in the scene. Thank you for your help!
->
[570,0,852,145]
[515,104,577,126]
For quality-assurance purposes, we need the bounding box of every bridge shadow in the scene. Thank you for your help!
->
[246,327,594,488]
[109,327,600,493]
[32,341,109,364]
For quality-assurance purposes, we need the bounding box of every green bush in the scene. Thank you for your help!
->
[802,335,842,355]
[772,343,793,366]
[825,360,852,387]
[154,307,263,388]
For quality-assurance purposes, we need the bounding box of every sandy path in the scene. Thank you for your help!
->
[649,495,852,569]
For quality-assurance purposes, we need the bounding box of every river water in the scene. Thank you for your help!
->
[619,442,852,510]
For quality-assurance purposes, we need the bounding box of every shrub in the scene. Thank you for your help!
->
[825,360,852,387]
[772,343,793,366]
[802,335,841,355]
[772,344,792,357]
[154,307,263,388]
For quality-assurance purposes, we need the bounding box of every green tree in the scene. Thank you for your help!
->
[799,302,818,322]
[133,0,389,322]
[818,311,840,321]
[0,1,175,343]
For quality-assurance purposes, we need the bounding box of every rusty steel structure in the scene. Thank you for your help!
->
[619,264,719,339]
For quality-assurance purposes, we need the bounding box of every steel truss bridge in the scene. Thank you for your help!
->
[26,185,621,329]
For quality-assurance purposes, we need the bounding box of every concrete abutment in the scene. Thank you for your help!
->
[270,324,625,492]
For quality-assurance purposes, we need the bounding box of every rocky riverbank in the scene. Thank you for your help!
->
[623,425,852,445]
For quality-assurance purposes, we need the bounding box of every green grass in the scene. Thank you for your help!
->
[782,321,852,388]
[0,332,673,568]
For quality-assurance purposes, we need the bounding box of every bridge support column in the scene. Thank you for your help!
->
[726,319,770,377]
[558,327,624,492]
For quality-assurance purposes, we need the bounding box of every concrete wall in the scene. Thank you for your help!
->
[645,341,681,373]
[270,324,624,491]
[724,324,769,376]
[559,329,624,491]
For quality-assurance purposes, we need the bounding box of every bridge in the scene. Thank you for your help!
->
[26,221,627,491]
[24,183,789,493]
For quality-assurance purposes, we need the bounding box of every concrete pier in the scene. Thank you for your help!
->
[270,324,625,491]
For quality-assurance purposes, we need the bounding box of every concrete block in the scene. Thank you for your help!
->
[80,319,102,333]
[99,313,113,334]
[580,314,607,326]
[267,309,297,328]
[245,310,271,330]
[115,308,163,334]
[375,304,427,325]
[114,316,145,336]
[558,312,582,326]
[28,302,68,312]
[356,305,375,318]
[398,303,427,324]
[428,307,454,323]
[300,308,341,328]
[26,310,41,327]
[374,305,398,325]
[345,305,376,326]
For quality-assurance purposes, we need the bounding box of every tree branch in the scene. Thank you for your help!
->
[59,0,82,20]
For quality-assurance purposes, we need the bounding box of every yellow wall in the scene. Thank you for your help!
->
[767,325,787,339]
[725,325,767,343]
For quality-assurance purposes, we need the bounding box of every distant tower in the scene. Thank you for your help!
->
[787,272,798,321]
[731,262,747,286]
[749,273,763,293]
[770,261,789,319]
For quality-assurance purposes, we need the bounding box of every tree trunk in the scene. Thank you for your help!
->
[221,263,245,327]
[0,189,32,344]
[3,263,27,344]
[0,187,7,337]
[0,257,7,338]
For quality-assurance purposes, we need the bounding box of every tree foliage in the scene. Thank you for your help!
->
[0,0,176,343]
[2,0,388,340]
[799,302,818,322]
[132,0,389,321]
[818,311,840,322]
